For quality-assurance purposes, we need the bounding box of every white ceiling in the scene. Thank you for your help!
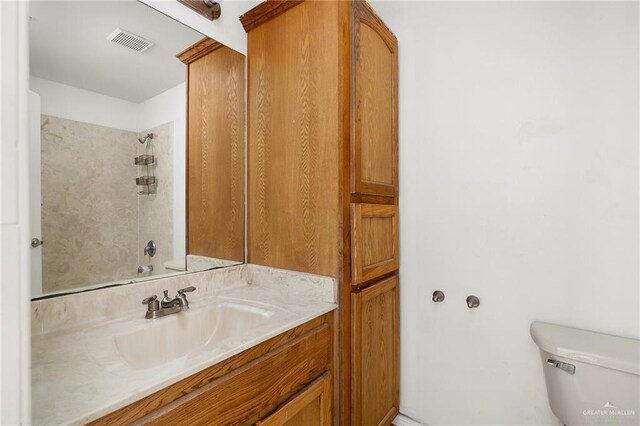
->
[29,1,205,103]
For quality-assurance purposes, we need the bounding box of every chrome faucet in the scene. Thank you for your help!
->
[142,286,196,319]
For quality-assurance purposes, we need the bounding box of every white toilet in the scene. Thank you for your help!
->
[530,322,640,426]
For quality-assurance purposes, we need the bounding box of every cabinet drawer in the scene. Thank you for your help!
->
[352,276,399,426]
[351,203,399,285]
[257,372,332,426]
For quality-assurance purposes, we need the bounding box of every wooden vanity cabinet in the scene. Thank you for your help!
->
[90,313,333,426]
[241,1,399,424]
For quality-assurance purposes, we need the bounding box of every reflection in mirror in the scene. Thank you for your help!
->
[29,0,244,298]
[178,37,245,274]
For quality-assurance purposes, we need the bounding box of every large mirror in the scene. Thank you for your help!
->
[29,0,244,298]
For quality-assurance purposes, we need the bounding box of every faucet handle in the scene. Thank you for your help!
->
[142,295,160,316]
[178,286,196,294]
[142,295,160,319]
[142,295,157,305]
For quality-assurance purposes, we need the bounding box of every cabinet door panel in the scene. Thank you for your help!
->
[351,203,399,285]
[257,373,331,426]
[352,2,398,197]
[246,0,340,277]
[352,276,399,426]
[187,42,245,262]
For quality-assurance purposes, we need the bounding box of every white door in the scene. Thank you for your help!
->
[29,90,43,296]
[1,0,32,422]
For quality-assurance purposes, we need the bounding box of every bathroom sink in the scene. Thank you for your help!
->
[113,300,276,370]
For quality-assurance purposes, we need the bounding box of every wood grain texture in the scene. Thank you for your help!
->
[352,275,399,426]
[351,0,398,197]
[247,0,340,277]
[90,313,332,425]
[177,37,223,64]
[244,2,399,424]
[351,193,396,205]
[134,323,331,425]
[289,398,321,426]
[338,1,354,423]
[257,372,332,426]
[351,203,399,285]
[187,43,245,262]
[240,0,304,32]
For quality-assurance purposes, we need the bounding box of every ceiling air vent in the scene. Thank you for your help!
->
[107,28,154,53]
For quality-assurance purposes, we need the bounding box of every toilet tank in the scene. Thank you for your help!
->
[530,322,640,426]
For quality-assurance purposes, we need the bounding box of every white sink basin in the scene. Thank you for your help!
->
[110,300,277,370]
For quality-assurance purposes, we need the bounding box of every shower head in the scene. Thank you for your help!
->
[138,133,154,144]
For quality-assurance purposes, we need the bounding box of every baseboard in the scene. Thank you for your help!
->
[394,413,426,426]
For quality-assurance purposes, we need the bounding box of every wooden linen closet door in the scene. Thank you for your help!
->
[352,275,399,426]
[351,203,399,286]
[350,4,399,425]
[352,1,398,197]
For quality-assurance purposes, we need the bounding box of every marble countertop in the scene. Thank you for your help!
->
[32,265,337,426]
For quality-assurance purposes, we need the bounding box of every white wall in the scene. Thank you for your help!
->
[371,1,639,425]
[138,83,187,264]
[30,76,140,131]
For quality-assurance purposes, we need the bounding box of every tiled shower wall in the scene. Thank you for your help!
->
[41,115,174,292]
[137,122,174,277]
[41,115,138,292]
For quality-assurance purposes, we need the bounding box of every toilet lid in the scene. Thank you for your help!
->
[530,321,640,376]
